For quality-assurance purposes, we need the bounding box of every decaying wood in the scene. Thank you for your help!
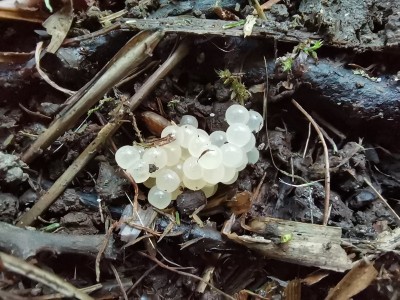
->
[0,221,117,260]
[123,18,321,44]
[0,251,94,300]
[223,216,353,272]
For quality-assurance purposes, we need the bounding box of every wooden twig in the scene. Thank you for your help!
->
[0,221,117,260]
[123,18,321,43]
[22,30,164,164]
[138,252,235,300]
[19,103,52,121]
[110,263,128,300]
[0,251,94,300]
[17,39,190,227]
[291,99,331,226]
[17,122,119,227]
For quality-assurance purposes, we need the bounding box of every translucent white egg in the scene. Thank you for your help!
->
[226,123,252,147]
[126,160,150,183]
[196,129,209,138]
[156,169,180,192]
[220,143,244,168]
[182,176,207,190]
[223,171,239,185]
[209,131,227,147]
[132,144,145,157]
[178,125,198,148]
[247,147,260,164]
[148,186,172,209]
[197,144,223,169]
[247,110,264,133]
[225,104,250,125]
[143,177,156,188]
[171,162,183,178]
[202,164,225,185]
[142,147,168,169]
[161,125,183,145]
[188,134,211,157]
[115,145,141,169]
[237,153,248,171]
[183,157,203,180]
[242,134,256,152]
[221,166,236,184]
[201,184,218,198]
[162,143,182,166]
[180,115,198,128]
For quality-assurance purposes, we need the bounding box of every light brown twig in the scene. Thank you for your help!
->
[292,99,331,226]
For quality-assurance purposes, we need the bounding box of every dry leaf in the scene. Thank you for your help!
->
[325,258,378,300]
[42,0,73,53]
[243,15,257,38]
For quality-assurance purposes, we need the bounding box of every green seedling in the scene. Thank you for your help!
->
[217,69,251,105]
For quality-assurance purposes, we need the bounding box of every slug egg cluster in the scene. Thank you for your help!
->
[115,104,263,209]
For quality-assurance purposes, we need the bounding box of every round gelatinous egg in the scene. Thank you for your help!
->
[237,152,248,171]
[197,144,223,169]
[180,115,198,128]
[115,145,141,169]
[142,147,168,169]
[161,125,183,144]
[126,160,150,183]
[171,162,183,178]
[226,123,252,147]
[242,134,256,152]
[247,110,264,133]
[188,134,211,157]
[162,143,182,166]
[132,144,145,157]
[196,129,209,138]
[225,104,250,125]
[223,171,239,185]
[209,131,227,147]
[220,143,244,168]
[202,164,225,185]
[201,184,218,198]
[183,157,203,180]
[247,147,260,164]
[156,169,180,192]
[221,166,236,184]
[182,176,206,190]
[178,125,198,148]
[148,186,172,209]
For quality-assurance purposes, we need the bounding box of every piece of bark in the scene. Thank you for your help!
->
[0,221,117,260]
[123,17,321,44]
[223,216,353,272]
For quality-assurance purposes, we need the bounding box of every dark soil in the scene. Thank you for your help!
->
[1,0,400,299]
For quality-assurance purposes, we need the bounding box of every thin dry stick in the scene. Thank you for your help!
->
[364,178,400,226]
[292,99,331,226]
[35,41,76,96]
[17,122,119,227]
[110,263,128,300]
[22,30,164,164]
[17,40,190,227]
[138,252,235,300]
[96,222,117,282]
[0,252,94,300]
[127,264,158,296]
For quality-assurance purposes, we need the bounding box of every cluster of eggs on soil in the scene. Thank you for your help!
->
[115,104,263,209]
